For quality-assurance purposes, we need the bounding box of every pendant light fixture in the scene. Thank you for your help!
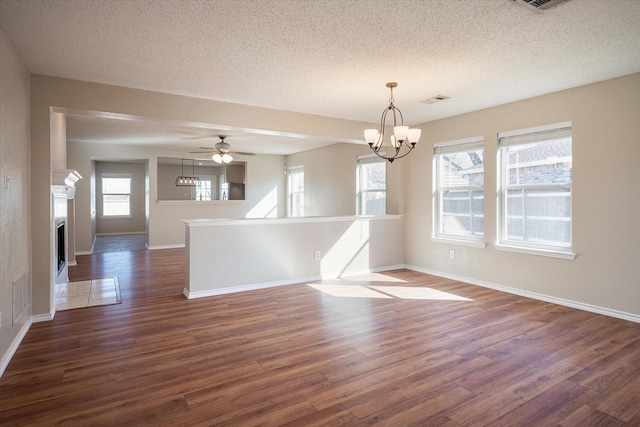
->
[175,158,201,186]
[364,82,421,163]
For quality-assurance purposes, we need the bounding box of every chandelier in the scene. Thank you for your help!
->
[364,82,421,163]
[175,158,201,186]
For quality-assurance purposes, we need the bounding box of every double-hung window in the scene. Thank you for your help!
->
[287,166,304,217]
[357,155,386,215]
[102,174,132,217]
[497,122,573,256]
[195,177,214,201]
[433,137,484,243]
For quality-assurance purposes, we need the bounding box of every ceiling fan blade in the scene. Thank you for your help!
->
[229,151,256,156]
[188,150,215,154]
[182,134,217,140]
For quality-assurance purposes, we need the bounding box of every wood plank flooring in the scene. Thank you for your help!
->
[1,249,639,426]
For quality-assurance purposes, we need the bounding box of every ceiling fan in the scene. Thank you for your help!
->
[189,135,256,164]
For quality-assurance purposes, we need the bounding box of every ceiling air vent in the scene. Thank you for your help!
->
[515,0,572,13]
[420,95,449,105]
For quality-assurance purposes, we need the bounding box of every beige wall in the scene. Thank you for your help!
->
[0,26,31,372]
[404,73,640,318]
[94,161,147,235]
[286,143,403,216]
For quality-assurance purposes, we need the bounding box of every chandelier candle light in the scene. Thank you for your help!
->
[364,82,421,163]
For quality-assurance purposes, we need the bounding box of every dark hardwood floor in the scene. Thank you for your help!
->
[1,249,639,426]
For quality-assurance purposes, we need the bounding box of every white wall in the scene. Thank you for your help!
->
[0,26,31,374]
[404,73,640,319]
[185,216,404,297]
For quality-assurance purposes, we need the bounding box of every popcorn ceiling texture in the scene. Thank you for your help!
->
[0,0,638,126]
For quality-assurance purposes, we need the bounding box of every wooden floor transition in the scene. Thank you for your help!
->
[1,249,639,426]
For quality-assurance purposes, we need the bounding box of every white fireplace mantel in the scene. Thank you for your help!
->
[52,169,82,198]
[52,169,82,188]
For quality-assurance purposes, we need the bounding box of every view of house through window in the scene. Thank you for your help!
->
[287,166,304,217]
[498,123,572,251]
[357,155,386,215]
[433,138,484,241]
[102,175,132,216]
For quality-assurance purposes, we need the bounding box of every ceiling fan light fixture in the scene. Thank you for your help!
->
[212,153,234,164]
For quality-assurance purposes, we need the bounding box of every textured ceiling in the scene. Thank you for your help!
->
[1,0,639,154]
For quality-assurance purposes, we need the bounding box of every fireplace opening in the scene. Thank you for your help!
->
[56,221,65,273]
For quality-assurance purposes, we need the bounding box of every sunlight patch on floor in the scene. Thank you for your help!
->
[307,283,472,301]
[307,284,392,299]
[370,286,472,301]
[340,273,407,283]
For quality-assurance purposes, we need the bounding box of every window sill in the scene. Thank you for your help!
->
[431,236,487,249]
[494,244,576,260]
[156,199,246,205]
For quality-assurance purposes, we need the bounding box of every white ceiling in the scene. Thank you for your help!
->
[1,0,639,155]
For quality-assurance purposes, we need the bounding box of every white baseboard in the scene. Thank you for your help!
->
[31,312,55,323]
[67,260,77,266]
[184,275,321,299]
[95,232,146,236]
[184,265,407,300]
[406,265,640,324]
[148,244,185,250]
[0,319,32,377]
[75,250,92,255]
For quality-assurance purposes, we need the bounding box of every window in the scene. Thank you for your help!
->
[102,175,132,217]
[357,155,386,215]
[287,166,304,217]
[498,122,572,254]
[195,178,213,201]
[433,138,484,242]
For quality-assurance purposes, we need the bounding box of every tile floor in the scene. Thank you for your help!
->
[56,277,121,311]
[93,234,147,253]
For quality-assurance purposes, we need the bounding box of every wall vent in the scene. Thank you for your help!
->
[12,270,30,325]
[515,0,573,13]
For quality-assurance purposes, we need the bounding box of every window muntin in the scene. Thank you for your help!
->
[195,178,213,201]
[433,139,484,241]
[288,166,304,217]
[102,175,132,217]
[498,123,572,251]
[357,156,386,215]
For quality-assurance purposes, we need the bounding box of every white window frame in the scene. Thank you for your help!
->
[287,165,304,217]
[432,137,486,247]
[357,154,386,216]
[101,173,132,218]
[194,176,215,201]
[496,122,575,259]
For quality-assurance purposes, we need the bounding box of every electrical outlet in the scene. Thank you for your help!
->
[4,172,10,189]
[314,250,321,260]
[449,250,455,260]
